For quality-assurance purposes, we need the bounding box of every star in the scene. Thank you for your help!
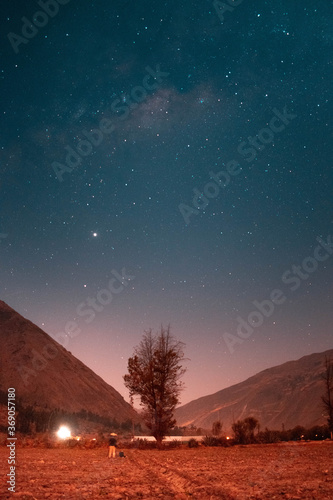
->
[1,0,331,410]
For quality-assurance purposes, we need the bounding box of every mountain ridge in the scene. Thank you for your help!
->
[175,349,333,432]
[0,300,136,422]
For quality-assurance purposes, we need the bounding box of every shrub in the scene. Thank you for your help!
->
[167,439,182,449]
[202,436,230,447]
[188,438,199,448]
[257,429,281,444]
[131,438,157,450]
[232,417,259,444]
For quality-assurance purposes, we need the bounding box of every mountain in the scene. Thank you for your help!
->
[175,349,333,432]
[0,301,136,422]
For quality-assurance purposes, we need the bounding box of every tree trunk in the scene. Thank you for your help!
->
[156,436,163,449]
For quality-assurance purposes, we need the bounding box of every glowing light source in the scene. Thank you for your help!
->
[57,425,71,439]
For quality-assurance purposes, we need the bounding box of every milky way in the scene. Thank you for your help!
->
[1,0,332,404]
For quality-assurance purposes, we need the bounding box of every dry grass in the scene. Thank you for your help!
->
[1,441,332,499]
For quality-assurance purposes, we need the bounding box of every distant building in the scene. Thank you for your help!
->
[131,435,205,443]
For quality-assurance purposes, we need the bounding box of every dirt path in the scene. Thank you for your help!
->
[134,451,235,499]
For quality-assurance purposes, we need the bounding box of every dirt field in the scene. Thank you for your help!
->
[1,441,332,499]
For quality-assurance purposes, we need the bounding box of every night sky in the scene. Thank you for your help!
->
[1,0,332,405]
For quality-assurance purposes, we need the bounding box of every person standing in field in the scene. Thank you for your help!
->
[108,433,117,458]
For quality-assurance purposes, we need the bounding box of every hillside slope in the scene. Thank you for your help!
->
[0,301,135,422]
[175,349,333,431]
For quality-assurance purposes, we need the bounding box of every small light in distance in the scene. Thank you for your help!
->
[57,425,71,439]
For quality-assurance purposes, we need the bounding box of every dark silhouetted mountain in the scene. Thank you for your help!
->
[175,349,333,432]
[0,301,136,422]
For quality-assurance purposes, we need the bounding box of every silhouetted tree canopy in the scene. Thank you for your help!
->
[124,325,186,446]
[232,417,259,444]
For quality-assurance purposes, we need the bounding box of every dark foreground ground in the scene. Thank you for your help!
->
[1,441,332,499]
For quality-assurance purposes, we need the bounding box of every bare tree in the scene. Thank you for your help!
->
[321,355,333,439]
[123,325,186,447]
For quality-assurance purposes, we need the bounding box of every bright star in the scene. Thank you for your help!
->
[92,232,98,237]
